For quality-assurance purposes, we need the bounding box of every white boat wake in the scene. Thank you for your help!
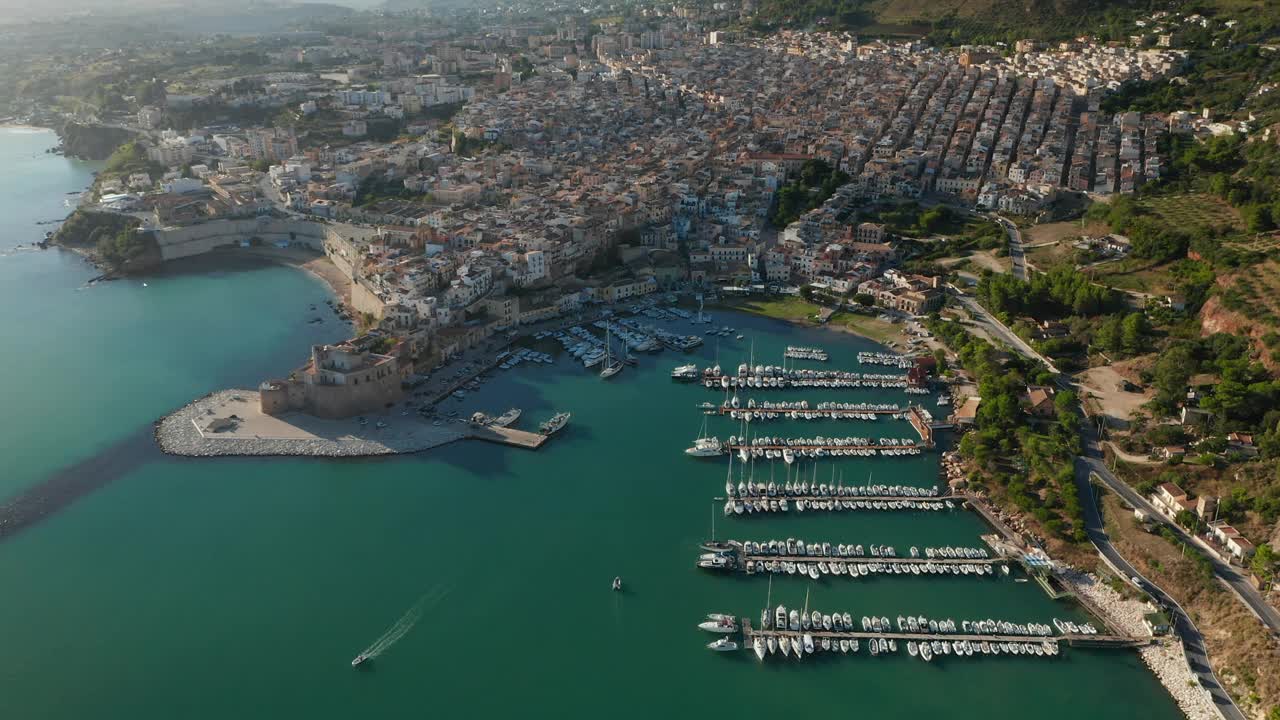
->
[357,585,451,660]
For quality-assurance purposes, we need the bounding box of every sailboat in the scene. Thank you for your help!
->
[703,502,732,552]
[599,323,623,379]
[686,416,722,457]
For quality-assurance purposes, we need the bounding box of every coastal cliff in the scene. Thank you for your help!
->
[50,209,160,274]
[56,122,136,161]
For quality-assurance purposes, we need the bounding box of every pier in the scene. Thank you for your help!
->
[718,495,954,514]
[724,554,1002,577]
[739,619,1145,650]
[707,404,935,447]
[465,425,548,449]
[736,554,1000,567]
[715,406,903,419]
[906,406,935,447]
[724,443,922,455]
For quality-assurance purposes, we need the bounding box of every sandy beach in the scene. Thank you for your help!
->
[156,246,353,309]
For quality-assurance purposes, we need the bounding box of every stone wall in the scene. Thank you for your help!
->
[351,280,387,319]
[323,231,359,281]
[304,370,403,418]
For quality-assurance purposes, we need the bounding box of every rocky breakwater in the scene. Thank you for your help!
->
[1061,570,1219,720]
[156,389,465,458]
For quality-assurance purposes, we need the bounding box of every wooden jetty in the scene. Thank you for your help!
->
[466,425,548,449]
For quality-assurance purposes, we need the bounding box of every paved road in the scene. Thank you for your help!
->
[1078,431,1280,636]
[1072,453,1245,720]
[992,214,1027,280]
[949,288,1060,374]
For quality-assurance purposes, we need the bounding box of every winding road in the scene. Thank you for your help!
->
[1077,444,1280,636]
[949,280,1279,719]
[1074,447,1246,720]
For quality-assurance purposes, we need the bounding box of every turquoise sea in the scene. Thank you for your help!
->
[0,128,1182,719]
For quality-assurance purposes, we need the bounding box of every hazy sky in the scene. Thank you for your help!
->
[0,0,386,21]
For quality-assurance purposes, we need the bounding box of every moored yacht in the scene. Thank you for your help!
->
[685,437,724,457]
[698,618,738,633]
[671,364,700,381]
[707,637,738,652]
[539,412,571,436]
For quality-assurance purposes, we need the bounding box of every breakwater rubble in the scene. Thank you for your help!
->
[1061,570,1217,720]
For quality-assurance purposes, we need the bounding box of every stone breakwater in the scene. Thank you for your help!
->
[1138,643,1219,720]
[1062,570,1219,720]
[156,390,465,458]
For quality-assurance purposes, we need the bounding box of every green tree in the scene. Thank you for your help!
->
[1120,313,1151,356]
[1151,343,1197,412]
[1251,543,1276,583]
[1054,390,1078,415]
[1244,204,1275,233]
[1094,315,1123,354]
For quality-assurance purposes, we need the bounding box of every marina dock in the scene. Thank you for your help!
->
[714,406,903,419]
[718,495,954,514]
[725,442,920,452]
[739,619,1146,651]
[714,554,1004,579]
[734,554,1000,568]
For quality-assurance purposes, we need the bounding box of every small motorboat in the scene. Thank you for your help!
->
[612,576,622,592]
[351,653,371,668]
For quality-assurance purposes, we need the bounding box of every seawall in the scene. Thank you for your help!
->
[152,218,330,261]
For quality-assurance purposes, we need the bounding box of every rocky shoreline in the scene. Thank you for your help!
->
[155,390,465,458]
[1061,570,1219,720]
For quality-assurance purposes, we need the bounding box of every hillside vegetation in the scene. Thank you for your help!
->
[753,0,1279,47]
